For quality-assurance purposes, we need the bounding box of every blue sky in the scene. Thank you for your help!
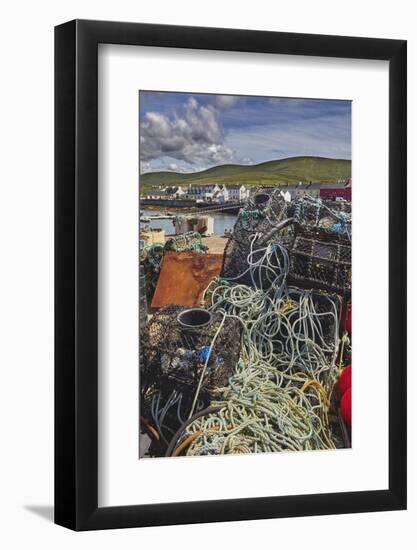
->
[139,91,351,173]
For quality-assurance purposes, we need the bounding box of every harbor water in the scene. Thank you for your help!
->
[140,209,237,235]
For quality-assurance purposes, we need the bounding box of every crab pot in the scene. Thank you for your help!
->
[141,305,242,414]
[139,264,148,373]
[265,289,342,389]
[139,264,148,331]
[289,288,341,341]
[177,308,212,331]
[253,192,271,207]
[164,231,206,252]
[221,190,291,286]
[292,197,351,242]
[176,308,213,344]
[287,235,351,295]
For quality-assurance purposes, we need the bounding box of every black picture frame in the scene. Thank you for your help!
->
[55,19,407,531]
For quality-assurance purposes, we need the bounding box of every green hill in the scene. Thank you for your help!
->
[140,156,351,192]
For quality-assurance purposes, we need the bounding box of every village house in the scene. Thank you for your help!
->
[214,185,229,203]
[143,187,170,200]
[226,184,250,202]
[186,183,248,202]
[144,185,186,199]
[172,185,186,197]
[319,178,351,201]
[186,184,222,201]
[144,183,250,202]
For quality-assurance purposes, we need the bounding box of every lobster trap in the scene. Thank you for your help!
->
[164,231,207,253]
[141,305,242,414]
[221,190,292,286]
[288,235,351,295]
[292,196,351,242]
[287,288,342,343]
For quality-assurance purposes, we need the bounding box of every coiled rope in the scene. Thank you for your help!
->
[174,231,341,456]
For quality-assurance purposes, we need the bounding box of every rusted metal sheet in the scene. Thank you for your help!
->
[151,252,223,308]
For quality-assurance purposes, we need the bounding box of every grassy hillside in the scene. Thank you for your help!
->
[140,156,351,192]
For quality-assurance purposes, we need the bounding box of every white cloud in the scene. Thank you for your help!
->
[139,161,152,173]
[140,97,235,167]
[166,163,189,173]
[241,157,254,165]
[213,95,241,109]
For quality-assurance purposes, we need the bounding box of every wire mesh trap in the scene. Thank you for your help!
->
[208,280,341,378]
[286,287,342,346]
[291,196,351,242]
[164,231,207,253]
[140,190,352,458]
[287,235,351,295]
[165,284,345,457]
[221,190,293,287]
[140,304,242,421]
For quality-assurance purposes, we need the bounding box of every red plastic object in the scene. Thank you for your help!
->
[339,365,351,397]
[341,387,352,425]
[341,303,352,333]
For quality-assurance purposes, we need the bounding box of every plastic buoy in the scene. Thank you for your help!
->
[341,387,352,425]
[339,365,352,397]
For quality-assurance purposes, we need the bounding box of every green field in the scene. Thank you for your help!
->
[140,156,351,193]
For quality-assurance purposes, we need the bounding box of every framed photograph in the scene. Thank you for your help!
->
[55,20,407,530]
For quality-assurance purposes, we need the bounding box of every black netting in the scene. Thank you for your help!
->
[140,192,352,457]
[286,288,341,346]
[139,264,148,331]
[141,305,242,409]
[221,189,292,286]
[288,236,351,295]
[292,197,351,242]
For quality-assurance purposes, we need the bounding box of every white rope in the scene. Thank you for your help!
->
[184,235,341,455]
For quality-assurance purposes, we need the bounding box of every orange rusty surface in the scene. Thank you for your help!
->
[151,252,223,308]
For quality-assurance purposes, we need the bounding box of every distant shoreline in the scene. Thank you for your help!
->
[139,157,351,199]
